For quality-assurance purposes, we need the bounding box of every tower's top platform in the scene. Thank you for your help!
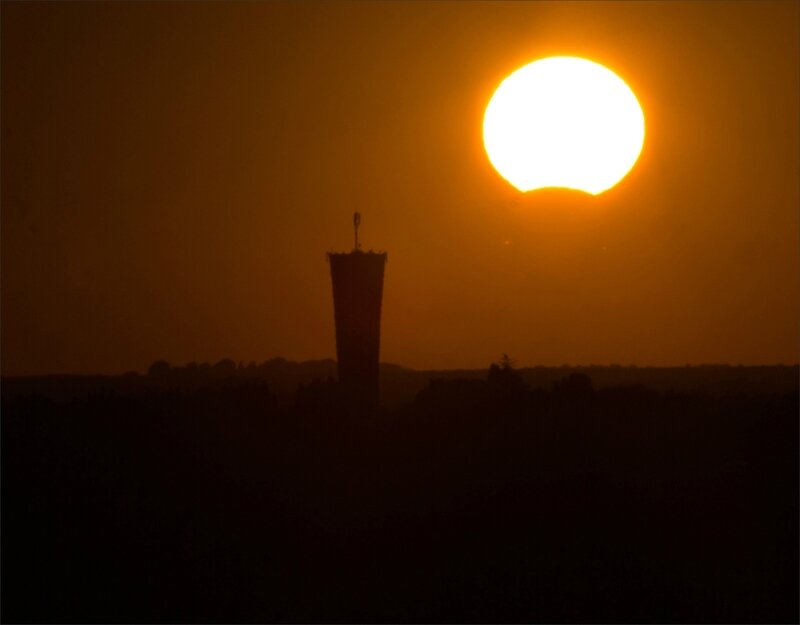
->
[327,250,387,263]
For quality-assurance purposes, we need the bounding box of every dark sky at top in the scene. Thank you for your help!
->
[2,1,798,375]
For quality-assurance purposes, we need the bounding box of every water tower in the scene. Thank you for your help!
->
[327,213,387,413]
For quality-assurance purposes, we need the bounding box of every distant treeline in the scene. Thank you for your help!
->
[3,358,798,406]
[2,361,798,622]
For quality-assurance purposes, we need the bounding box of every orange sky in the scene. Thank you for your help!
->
[2,1,798,375]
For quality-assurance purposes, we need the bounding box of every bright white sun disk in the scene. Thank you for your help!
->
[483,56,645,195]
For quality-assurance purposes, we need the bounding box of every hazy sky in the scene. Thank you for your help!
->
[2,1,798,375]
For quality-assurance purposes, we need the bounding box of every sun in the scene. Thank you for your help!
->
[483,56,645,195]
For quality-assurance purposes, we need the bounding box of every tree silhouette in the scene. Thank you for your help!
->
[213,358,237,375]
[552,372,594,397]
[499,352,516,370]
[148,360,171,377]
[488,354,526,396]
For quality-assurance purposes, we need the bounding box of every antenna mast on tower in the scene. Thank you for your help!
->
[353,212,361,251]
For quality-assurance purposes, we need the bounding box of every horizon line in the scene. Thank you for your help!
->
[3,360,799,379]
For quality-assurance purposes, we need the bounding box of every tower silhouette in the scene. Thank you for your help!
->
[328,213,387,413]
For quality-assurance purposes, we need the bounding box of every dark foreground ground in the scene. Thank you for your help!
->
[3,368,798,623]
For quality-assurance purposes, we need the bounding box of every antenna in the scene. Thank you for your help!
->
[353,212,361,251]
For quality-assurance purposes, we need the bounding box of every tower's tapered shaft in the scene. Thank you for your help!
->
[328,215,386,413]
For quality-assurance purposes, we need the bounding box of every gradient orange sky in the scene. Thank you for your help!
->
[2,1,798,375]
